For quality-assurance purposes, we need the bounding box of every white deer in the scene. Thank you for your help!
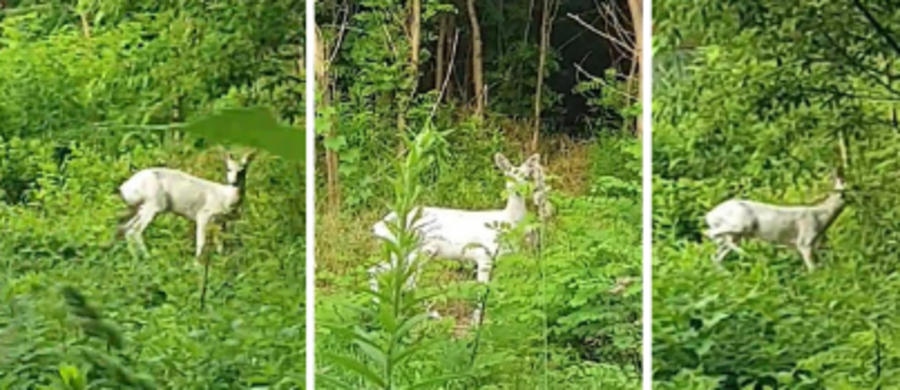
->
[367,153,547,323]
[703,173,847,271]
[116,150,256,261]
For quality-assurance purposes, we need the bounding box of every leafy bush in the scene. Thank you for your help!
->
[654,0,900,387]
[0,1,306,388]
[316,133,641,389]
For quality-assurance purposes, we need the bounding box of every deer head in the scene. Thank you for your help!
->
[494,153,541,196]
[225,150,256,189]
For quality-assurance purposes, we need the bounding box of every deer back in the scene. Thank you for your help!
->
[136,168,238,220]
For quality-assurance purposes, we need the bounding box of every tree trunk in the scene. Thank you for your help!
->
[523,0,535,41]
[531,0,552,152]
[627,0,643,139]
[466,0,484,121]
[410,0,421,70]
[447,15,457,99]
[397,0,422,156]
[436,14,448,94]
[316,24,341,210]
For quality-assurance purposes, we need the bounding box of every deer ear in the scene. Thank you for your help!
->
[494,153,512,171]
[242,150,257,164]
[525,153,541,167]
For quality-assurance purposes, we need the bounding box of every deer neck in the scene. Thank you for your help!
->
[235,182,247,207]
[814,193,846,229]
[219,183,243,213]
[227,173,248,209]
[504,189,528,225]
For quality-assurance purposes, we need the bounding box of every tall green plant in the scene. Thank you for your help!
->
[318,127,473,389]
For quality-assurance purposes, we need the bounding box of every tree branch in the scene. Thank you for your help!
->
[804,87,900,103]
[574,63,637,102]
[819,29,900,98]
[429,31,460,122]
[850,0,900,58]
[328,2,351,65]
[567,12,633,56]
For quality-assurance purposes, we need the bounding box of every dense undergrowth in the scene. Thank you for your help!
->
[654,1,900,388]
[315,132,642,389]
[315,0,642,386]
[0,1,306,388]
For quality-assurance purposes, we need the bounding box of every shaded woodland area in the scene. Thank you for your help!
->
[315,0,643,388]
[315,0,641,211]
[0,1,307,388]
[654,0,900,388]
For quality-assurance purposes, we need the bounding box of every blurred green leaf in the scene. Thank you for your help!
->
[181,107,305,162]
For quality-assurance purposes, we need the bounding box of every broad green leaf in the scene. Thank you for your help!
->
[180,107,305,162]
[403,372,472,390]
[316,373,357,390]
[321,352,386,388]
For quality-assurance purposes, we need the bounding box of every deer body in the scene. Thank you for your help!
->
[120,168,241,220]
[117,152,254,260]
[368,153,543,322]
[704,176,846,271]
[372,195,527,279]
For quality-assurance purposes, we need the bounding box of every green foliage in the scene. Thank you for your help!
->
[0,1,306,388]
[315,0,572,211]
[654,0,900,387]
[317,135,642,389]
[315,2,641,387]
[0,139,306,389]
[181,107,306,162]
[575,68,641,135]
[319,128,473,390]
[487,40,562,117]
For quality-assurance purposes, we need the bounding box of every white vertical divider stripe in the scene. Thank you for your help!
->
[305,0,316,388]
[641,0,653,388]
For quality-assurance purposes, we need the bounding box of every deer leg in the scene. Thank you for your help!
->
[798,244,816,271]
[722,235,744,255]
[116,206,139,240]
[470,252,494,326]
[712,245,730,269]
[367,261,389,302]
[215,221,227,254]
[120,214,140,249]
[707,235,733,271]
[415,245,443,320]
[130,207,158,257]
[404,251,421,291]
[195,213,211,264]
[475,252,493,284]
